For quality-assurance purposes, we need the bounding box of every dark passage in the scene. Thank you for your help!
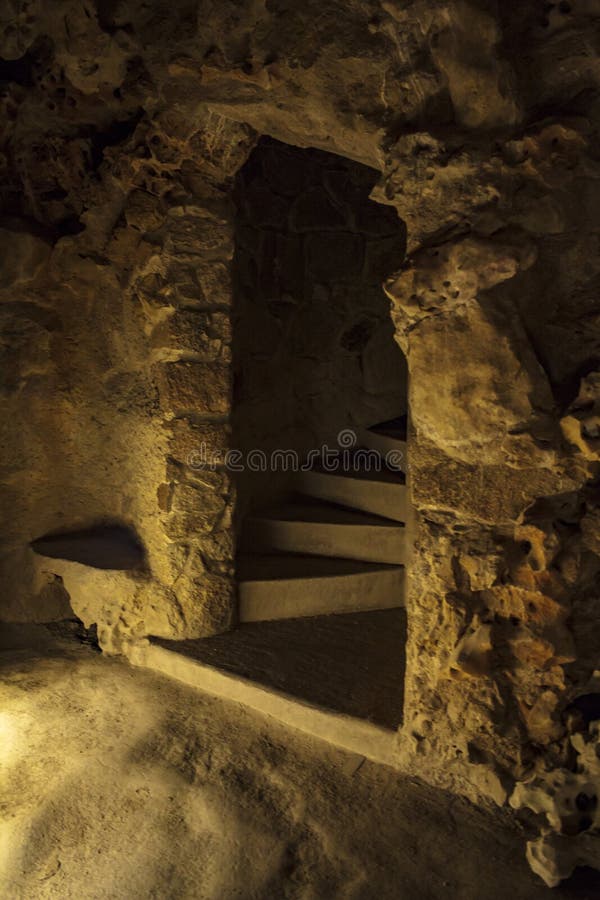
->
[232,136,408,516]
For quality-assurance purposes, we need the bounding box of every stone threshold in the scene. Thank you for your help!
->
[125,638,398,768]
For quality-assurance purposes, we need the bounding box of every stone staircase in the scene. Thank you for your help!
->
[128,422,410,762]
[238,418,409,622]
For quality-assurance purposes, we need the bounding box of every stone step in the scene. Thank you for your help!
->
[241,502,407,564]
[357,427,407,469]
[148,609,406,729]
[292,465,407,522]
[126,636,398,767]
[237,553,405,622]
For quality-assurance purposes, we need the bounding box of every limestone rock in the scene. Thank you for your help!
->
[167,419,232,467]
[165,480,232,541]
[581,508,600,557]
[407,303,551,465]
[0,228,51,288]
[430,1,521,130]
[385,237,536,329]
[156,361,231,417]
[511,720,600,886]
[451,618,493,678]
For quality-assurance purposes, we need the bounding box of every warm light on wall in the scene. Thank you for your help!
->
[0,710,21,886]
[0,711,18,763]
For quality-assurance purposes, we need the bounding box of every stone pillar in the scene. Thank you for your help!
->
[142,197,238,639]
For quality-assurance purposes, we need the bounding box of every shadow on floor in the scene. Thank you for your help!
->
[154,608,406,729]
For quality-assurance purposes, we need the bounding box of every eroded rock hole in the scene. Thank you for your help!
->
[565,693,600,729]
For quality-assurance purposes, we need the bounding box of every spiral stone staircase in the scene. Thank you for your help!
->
[129,418,410,765]
[237,418,409,622]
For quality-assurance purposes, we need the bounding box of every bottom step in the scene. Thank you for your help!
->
[237,555,405,622]
[126,609,406,766]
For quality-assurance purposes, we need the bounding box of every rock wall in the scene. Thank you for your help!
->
[0,107,254,649]
[2,0,600,883]
[384,122,600,876]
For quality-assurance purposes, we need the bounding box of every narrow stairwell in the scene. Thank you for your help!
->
[238,417,409,622]
[128,142,411,758]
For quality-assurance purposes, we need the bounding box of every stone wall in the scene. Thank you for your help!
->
[383,120,600,873]
[0,108,255,650]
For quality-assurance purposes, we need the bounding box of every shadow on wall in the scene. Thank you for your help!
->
[232,137,408,516]
[30,523,146,571]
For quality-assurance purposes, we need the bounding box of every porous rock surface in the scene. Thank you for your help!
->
[1,0,600,885]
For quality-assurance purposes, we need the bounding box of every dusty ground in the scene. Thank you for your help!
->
[1,632,599,900]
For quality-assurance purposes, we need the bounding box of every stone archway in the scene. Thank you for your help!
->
[157,135,412,731]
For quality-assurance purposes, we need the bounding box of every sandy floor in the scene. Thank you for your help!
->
[0,634,598,900]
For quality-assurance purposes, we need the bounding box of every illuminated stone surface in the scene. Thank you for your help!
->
[1,1,600,886]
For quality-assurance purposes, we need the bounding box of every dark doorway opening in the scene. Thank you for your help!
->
[232,137,408,516]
